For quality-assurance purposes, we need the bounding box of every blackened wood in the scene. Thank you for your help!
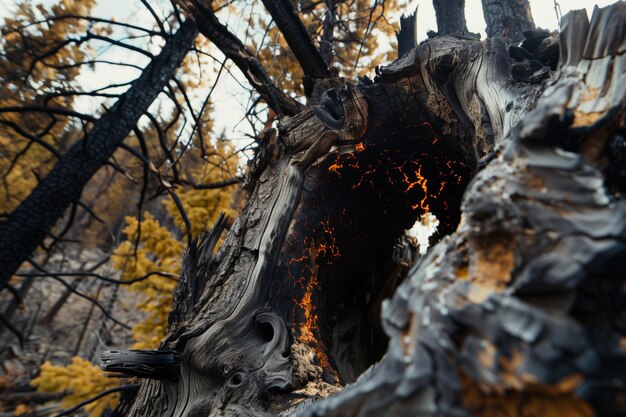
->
[118,3,625,417]
[100,350,181,381]
[261,0,330,79]
[432,0,468,35]
[396,7,418,58]
[482,0,535,41]
[282,4,626,416]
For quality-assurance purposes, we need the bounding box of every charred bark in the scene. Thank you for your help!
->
[0,20,198,284]
[107,3,626,417]
[432,0,468,35]
[396,7,418,59]
[481,0,535,41]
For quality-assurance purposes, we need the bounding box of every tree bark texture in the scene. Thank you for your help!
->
[396,7,418,59]
[432,0,468,35]
[481,0,535,41]
[0,20,198,284]
[108,3,626,417]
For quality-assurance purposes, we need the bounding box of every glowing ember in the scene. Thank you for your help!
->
[328,163,343,176]
[297,257,320,346]
[289,223,342,370]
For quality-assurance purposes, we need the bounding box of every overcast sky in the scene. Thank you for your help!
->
[0,0,617,139]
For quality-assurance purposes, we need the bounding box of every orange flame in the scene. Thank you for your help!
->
[290,223,342,370]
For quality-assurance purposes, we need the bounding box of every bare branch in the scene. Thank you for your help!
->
[176,0,304,116]
[53,384,141,417]
[261,0,330,94]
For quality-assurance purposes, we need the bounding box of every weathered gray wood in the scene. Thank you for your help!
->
[101,350,181,381]
[281,3,626,416]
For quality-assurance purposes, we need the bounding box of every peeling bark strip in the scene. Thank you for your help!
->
[110,3,625,417]
[0,20,198,284]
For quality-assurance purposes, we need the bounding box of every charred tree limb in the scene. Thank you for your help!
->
[100,350,182,381]
[0,20,198,284]
[176,0,304,117]
[395,7,418,59]
[261,0,330,88]
[319,0,336,67]
[53,384,140,417]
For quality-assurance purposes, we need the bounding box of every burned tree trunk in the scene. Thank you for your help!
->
[432,0,468,35]
[105,3,626,417]
[481,0,535,41]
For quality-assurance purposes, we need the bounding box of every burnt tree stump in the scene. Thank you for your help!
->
[103,3,626,416]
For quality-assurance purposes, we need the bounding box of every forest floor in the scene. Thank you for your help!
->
[0,248,140,416]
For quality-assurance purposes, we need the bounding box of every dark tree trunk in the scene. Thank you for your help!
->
[105,3,626,417]
[0,276,34,339]
[260,0,330,78]
[0,20,198,285]
[396,7,418,58]
[481,0,535,41]
[432,0,468,34]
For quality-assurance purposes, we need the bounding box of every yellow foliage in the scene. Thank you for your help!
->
[112,139,239,348]
[256,0,399,94]
[164,139,238,237]
[0,0,98,212]
[112,213,183,349]
[14,404,31,416]
[31,357,120,417]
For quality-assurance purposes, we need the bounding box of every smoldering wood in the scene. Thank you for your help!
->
[106,2,626,417]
